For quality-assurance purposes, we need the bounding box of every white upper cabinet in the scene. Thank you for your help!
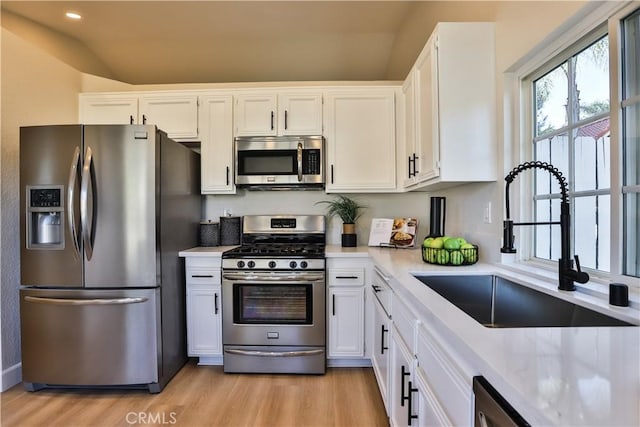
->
[138,94,199,140]
[234,91,323,136]
[199,94,235,194]
[79,95,138,125]
[79,92,199,140]
[324,88,397,193]
[401,22,496,191]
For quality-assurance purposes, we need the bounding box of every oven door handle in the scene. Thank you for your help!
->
[222,273,325,282]
[224,348,324,357]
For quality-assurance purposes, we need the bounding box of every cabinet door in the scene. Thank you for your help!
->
[235,94,277,136]
[186,284,222,356]
[328,287,364,358]
[200,95,235,194]
[79,95,138,125]
[139,94,199,140]
[390,328,418,427]
[278,93,323,135]
[324,90,397,192]
[372,297,391,412]
[414,36,440,182]
[401,73,417,187]
[416,372,453,427]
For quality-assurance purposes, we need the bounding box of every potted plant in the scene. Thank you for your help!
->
[316,195,366,247]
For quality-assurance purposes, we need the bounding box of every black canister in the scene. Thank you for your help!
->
[220,216,241,246]
[609,283,629,307]
[199,221,220,247]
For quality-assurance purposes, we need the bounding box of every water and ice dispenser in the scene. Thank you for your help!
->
[27,186,64,249]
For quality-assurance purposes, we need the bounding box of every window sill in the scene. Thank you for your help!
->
[496,256,640,319]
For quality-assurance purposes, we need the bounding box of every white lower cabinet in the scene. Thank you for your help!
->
[184,257,223,365]
[326,259,369,364]
[416,323,474,426]
[390,325,418,427]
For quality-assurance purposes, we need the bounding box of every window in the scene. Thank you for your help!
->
[530,33,611,272]
[622,9,640,277]
[520,4,640,283]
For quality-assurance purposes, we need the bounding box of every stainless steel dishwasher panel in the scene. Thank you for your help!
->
[473,376,530,427]
[20,287,159,387]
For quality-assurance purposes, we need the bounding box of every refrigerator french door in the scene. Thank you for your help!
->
[19,124,200,392]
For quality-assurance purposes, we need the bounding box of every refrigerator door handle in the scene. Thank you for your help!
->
[80,146,95,260]
[24,296,148,306]
[67,146,81,259]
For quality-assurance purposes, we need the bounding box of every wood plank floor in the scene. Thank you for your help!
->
[1,360,389,427]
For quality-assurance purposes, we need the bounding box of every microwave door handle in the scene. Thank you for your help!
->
[297,142,303,182]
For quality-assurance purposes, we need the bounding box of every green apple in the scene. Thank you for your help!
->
[423,237,434,248]
[456,237,467,246]
[441,236,451,243]
[443,239,461,250]
[429,237,444,249]
[461,243,475,249]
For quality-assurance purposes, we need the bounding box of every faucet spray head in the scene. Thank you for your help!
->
[501,220,516,253]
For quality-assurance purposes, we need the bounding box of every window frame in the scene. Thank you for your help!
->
[504,1,639,288]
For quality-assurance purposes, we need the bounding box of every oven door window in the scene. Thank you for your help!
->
[233,283,312,324]
[237,150,297,176]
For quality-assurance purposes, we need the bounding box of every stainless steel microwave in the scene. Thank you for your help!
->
[234,136,324,189]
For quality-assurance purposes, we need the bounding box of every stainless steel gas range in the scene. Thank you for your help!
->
[221,215,326,374]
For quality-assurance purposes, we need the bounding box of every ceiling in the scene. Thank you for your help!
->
[1,1,497,85]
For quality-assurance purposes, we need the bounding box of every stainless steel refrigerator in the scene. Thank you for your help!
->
[19,124,200,393]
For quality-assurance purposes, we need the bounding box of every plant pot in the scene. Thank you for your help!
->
[341,233,357,247]
[342,223,356,234]
[341,223,357,247]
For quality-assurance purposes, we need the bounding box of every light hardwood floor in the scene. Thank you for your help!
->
[1,360,389,427]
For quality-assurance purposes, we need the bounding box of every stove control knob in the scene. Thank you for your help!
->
[300,261,308,269]
[247,261,255,269]
[237,260,245,268]
[289,261,298,269]
[268,261,277,269]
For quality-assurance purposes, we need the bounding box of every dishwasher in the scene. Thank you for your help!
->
[473,376,530,427]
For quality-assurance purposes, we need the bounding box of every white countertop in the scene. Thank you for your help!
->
[180,245,640,425]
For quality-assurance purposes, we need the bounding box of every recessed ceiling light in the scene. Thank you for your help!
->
[65,12,82,20]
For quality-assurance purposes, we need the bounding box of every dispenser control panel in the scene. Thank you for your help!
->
[30,188,61,208]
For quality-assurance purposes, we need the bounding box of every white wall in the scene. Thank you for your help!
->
[0,28,82,390]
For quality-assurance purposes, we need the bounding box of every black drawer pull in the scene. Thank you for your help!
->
[335,275,359,279]
[192,275,214,278]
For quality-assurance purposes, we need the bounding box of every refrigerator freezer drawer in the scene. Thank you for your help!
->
[20,288,159,388]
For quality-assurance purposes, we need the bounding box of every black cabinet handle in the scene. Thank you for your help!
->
[401,365,410,407]
[336,275,358,279]
[330,165,334,184]
[372,285,381,293]
[381,325,389,355]
[407,381,418,425]
[214,293,219,314]
[270,111,274,130]
[142,114,147,124]
[129,115,134,125]
[226,166,230,186]
[332,294,336,316]
[413,153,420,175]
[284,110,288,130]
[192,275,213,278]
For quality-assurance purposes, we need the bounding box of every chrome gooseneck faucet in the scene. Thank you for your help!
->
[501,161,589,291]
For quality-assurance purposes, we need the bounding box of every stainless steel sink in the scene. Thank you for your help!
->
[413,274,635,328]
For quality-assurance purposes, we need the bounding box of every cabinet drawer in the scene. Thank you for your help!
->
[372,267,392,316]
[185,257,221,270]
[186,267,221,285]
[393,296,418,355]
[328,268,365,287]
[416,324,472,426]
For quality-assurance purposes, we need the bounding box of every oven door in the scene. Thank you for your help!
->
[222,270,325,347]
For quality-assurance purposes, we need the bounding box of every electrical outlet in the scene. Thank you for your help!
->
[483,202,492,224]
